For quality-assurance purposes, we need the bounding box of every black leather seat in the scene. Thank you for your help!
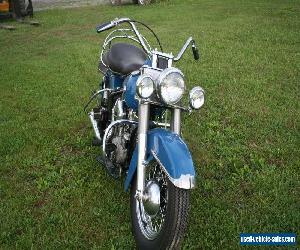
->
[103,43,148,75]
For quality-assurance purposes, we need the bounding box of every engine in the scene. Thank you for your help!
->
[104,121,137,176]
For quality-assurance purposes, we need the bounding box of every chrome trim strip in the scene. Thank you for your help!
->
[152,121,170,128]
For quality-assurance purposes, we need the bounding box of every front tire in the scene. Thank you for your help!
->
[130,162,190,249]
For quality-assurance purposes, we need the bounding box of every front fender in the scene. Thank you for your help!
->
[124,128,195,191]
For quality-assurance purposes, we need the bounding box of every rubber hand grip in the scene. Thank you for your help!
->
[192,46,200,60]
[96,22,114,33]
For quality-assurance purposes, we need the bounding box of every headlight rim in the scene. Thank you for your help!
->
[156,67,185,105]
[136,74,155,99]
[189,86,205,109]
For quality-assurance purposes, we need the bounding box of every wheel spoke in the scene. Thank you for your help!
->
[136,161,168,240]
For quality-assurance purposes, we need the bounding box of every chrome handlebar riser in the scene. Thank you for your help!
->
[174,37,194,61]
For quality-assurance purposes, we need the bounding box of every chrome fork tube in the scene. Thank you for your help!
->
[136,103,150,199]
[170,108,181,135]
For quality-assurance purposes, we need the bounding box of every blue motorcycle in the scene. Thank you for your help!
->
[85,17,205,249]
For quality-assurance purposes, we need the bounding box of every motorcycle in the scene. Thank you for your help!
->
[85,17,205,249]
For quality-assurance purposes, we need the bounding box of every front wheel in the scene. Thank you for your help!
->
[130,161,190,249]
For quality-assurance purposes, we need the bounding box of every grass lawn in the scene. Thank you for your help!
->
[0,0,299,248]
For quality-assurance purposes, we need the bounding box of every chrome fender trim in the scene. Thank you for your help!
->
[151,150,195,189]
[124,128,196,191]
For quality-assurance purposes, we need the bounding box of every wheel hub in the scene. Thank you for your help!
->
[143,180,160,217]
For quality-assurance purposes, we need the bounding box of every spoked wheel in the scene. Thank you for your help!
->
[130,161,190,249]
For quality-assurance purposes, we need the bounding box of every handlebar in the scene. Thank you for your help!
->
[96,18,130,33]
[96,22,115,33]
[96,17,199,61]
[174,37,200,61]
[96,17,151,54]
[192,44,200,60]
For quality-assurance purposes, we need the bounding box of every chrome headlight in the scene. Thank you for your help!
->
[136,75,154,99]
[189,86,205,109]
[157,68,185,104]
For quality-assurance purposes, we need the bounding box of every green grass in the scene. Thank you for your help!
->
[0,0,299,248]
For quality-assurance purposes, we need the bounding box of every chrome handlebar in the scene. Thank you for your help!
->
[96,18,130,33]
[96,17,199,61]
[174,37,199,61]
[97,17,151,54]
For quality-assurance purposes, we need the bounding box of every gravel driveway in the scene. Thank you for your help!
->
[32,0,133,10]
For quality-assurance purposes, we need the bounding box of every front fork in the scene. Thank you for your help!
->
[136,103,181,200]
[136,103,149,200]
